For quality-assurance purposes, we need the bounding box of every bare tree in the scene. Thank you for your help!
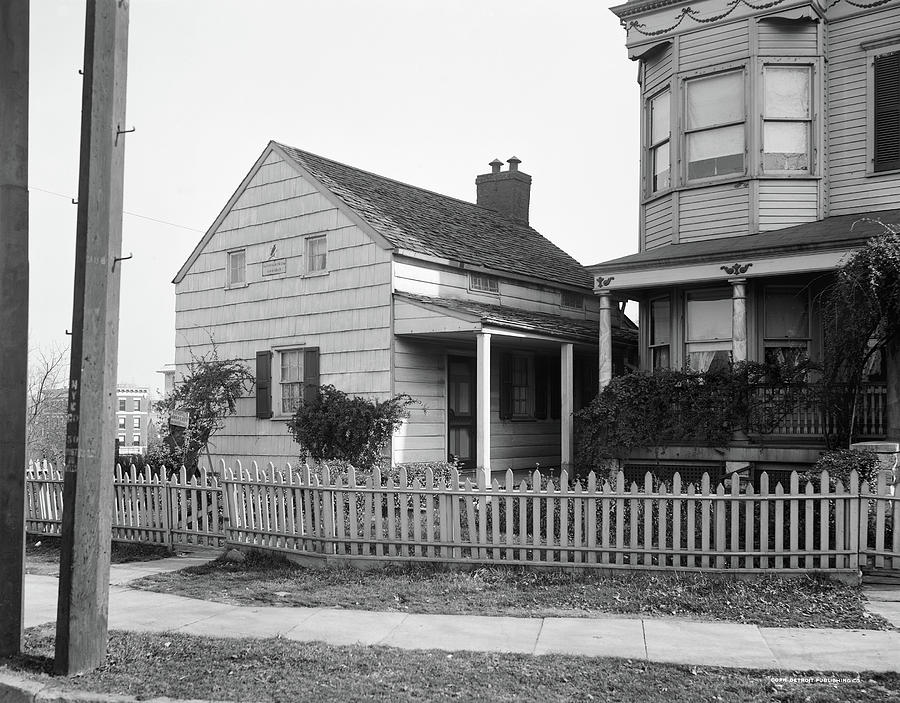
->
[26,344,70,466]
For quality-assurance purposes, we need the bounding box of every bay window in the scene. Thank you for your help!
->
[763,287,809,367]
[685,290,732,372]
[685,71,745,181]
[763,65,811,174]
[649,90,671,193]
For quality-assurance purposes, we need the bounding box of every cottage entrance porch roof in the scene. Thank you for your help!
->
[393,292,633,348]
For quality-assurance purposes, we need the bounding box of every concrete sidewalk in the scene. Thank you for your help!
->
[19,554,900,673]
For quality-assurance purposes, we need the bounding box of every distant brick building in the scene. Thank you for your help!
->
[116,385,149,455]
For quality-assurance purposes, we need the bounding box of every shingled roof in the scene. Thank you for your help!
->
[275,143,593,289]
[395,293,637,345]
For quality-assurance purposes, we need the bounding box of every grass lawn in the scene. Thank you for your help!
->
[130,551,891,630]
[2,625,898,702]
[25,535,172,577]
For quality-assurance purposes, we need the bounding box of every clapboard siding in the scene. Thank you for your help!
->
[757,18,818,55]
[489,358,561,469]
[392,260,599,320]
[828,10,900,215]
[643,194,673,249]
[392,339,446,465]
[643,43,673,92]
[678,184,750,241]
[679,20,749,72]
[758,180,819,231]
[174,151,393,470]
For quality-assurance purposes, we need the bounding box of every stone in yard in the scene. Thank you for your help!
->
[223,549,246,563]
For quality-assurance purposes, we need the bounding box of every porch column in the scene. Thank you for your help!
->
[476,332,491,489]
[730,278,748,362]
[598,290,613,389]
[561,343,574,471]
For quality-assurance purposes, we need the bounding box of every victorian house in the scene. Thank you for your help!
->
[589,0,899,478]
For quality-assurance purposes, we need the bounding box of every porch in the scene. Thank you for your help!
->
[391,293,631,485]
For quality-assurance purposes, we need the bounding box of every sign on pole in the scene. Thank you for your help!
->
[169,410,190,428]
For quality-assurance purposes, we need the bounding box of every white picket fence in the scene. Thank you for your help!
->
[23,461,900,577]
[25,462,225,548]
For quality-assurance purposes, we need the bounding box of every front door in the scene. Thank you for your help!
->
[447,355,476,469]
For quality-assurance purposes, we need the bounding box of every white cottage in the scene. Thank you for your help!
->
[173,143,636,484]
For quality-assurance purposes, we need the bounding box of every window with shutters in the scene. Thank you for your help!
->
[499,353,561,421]
[258,346,321,419]
[279,349,304,415]
[872,50,900,173]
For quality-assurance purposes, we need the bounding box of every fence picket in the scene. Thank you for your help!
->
[744,482,755,570]
[875,472,887,570]
[573,481,583,565]
[643,473,653,567]
[560,471,569,564]
[700,474,710,569]
[672,473,682,568]
[789,472,800,570]
[504,469,514,562]
[730,474,739,570]
[629,481,639,566]
[848,471,860,572]
[588,472,600,565]
[775,482,785,570]
[518,479,528,562]
[615,473,625,566]
[424,467,435,558]
[715,482,726,569]
[760,473,769,570]
[411,476,422,558]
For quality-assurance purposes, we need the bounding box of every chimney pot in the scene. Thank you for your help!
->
[475,155,532,224]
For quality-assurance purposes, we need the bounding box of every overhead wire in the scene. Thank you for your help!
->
[29,186,205,233]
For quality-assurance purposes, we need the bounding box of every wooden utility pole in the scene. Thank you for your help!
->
[0,0,29,659]
[55,0,130,675]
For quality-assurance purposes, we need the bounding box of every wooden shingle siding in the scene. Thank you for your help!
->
[828,10,900,215]
[174,152,393,469]
[758,180,819,231]
[392,339,446,464]
[679,20,749,73]
[643,43,673,92]
[644,194,673,250]
[678,184,750,242]
[757,18,818,55]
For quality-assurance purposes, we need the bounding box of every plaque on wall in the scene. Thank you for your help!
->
[262,258,287,276]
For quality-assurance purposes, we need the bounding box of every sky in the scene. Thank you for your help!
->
[27,0,639,393]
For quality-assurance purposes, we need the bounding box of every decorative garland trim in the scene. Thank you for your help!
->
[626,0,899,38]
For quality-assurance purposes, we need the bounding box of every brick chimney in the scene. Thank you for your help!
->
[475,156,532,224]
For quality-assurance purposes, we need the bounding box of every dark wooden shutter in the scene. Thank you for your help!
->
[875,52,900,172]
[303,347,320,404]
[549,356,562,420]
[534,356,548,420]
[499,353,513,420]
[255,351,272,419]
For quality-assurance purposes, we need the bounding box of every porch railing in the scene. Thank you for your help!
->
[755,382,887,439]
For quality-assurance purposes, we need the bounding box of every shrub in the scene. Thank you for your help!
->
[574,360,815,472]
[806,448,882,487]
[287,386,418,470]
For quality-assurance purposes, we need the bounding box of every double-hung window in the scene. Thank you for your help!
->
[685,70,745,181]
[510,356,531,418]
[648,90,671,193]
[873,51,900,173]
[306,236,327,273]
[649,297,671,370]
[227,249,246,287]
[763,65,812,174]
[279,349,303,414]
[685,290,732,372]
[763,287,809,367]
